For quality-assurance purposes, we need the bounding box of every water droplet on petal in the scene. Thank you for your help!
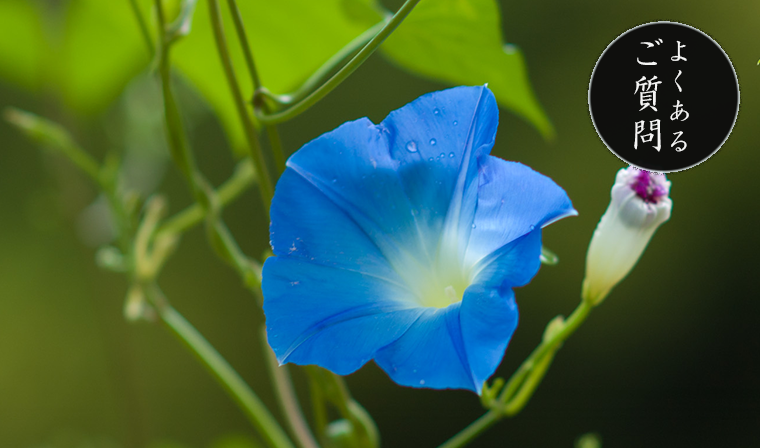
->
[433,109,440,115]
[449,152,455,158]
[428,157,434,162]
[530,225,536,230]
[406,141,418,152]
[331,178,337,183]
[471,223,477,229]
[439,153,445,159]
[429,138,437,146]
[420,379,426,385]
[453,120,458,126]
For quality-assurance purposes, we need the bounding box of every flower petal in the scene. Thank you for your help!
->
[371,233,538,394]
[270,168,400,282]
[465,157,575,267]
[374,304,477,391]
[285,117,426,271]
[472,229,543,289]
[378,85,498,255]
[457,233,544,392]
[263,257,423,375]
[284,86,498,268]
[459,285,519,394]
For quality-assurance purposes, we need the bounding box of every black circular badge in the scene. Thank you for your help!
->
[589,22,739,172]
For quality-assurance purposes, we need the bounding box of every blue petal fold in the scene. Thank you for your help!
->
[374,304,475,390]
[459,286,518,394]
[263,257,423,375]
[465,157,575,267]
[473,229,543,290]
[459,232,543,391]
[372,290,519,394]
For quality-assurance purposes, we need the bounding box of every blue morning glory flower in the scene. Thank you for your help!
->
[263,86,575,394]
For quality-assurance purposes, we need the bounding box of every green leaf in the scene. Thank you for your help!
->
[60,0,152,113]
[0,0,46,91]
[171,0,371,155]
[0,0,151,114]
[379,0,554,139]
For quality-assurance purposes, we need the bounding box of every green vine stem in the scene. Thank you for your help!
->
[4,108,102,185]
[155,159,255,240]
[265,123,287,175]
[226,0,262,97]
[259,20,384,109]
[155,292,295,448]
[128,0,155,57]
[224,0,287,174]
[305,367,380,448]
[254,0,421,125]
[3,108,133,253]
[261,326,321,448]
[156,0,262,282]
[438,300,593,448]
[308,375,330,445]
[156,0,202,197]
[207,0,274,213]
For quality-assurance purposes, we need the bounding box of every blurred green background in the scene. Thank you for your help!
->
[1,0,759,447]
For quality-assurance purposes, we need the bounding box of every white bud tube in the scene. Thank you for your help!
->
[582,167,672,305]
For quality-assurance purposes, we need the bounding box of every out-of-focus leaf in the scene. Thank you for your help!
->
[378,0,554,139]
[0,0,46,91]
[171,0,370,155]
[60,0,151,113]
[0,0,152,114]
[339,0,385,26]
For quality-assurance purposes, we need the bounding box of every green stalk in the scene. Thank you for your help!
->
[498,301,591,405]
[155,0,199,193]
[159,303,295,448]
[156,0,260,280]
[265,124,287,175]
[255,0,421,125]
[261,327,321,448]
[436,412,500,448]
[263,20,385,107]
[3,108,133,252]
[305,367,379,448]
[155,159,255,239]
[309,376,329,444]
[4,108,102,185]
[224,0,287,175]
[128,0,155,57]
[226,0,263,92]
[501,345,558,415]
[207,0,274,214]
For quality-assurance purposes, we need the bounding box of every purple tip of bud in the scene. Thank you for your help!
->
[630,169,668,204]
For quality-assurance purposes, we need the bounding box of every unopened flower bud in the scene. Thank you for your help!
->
[582,167,672,305]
